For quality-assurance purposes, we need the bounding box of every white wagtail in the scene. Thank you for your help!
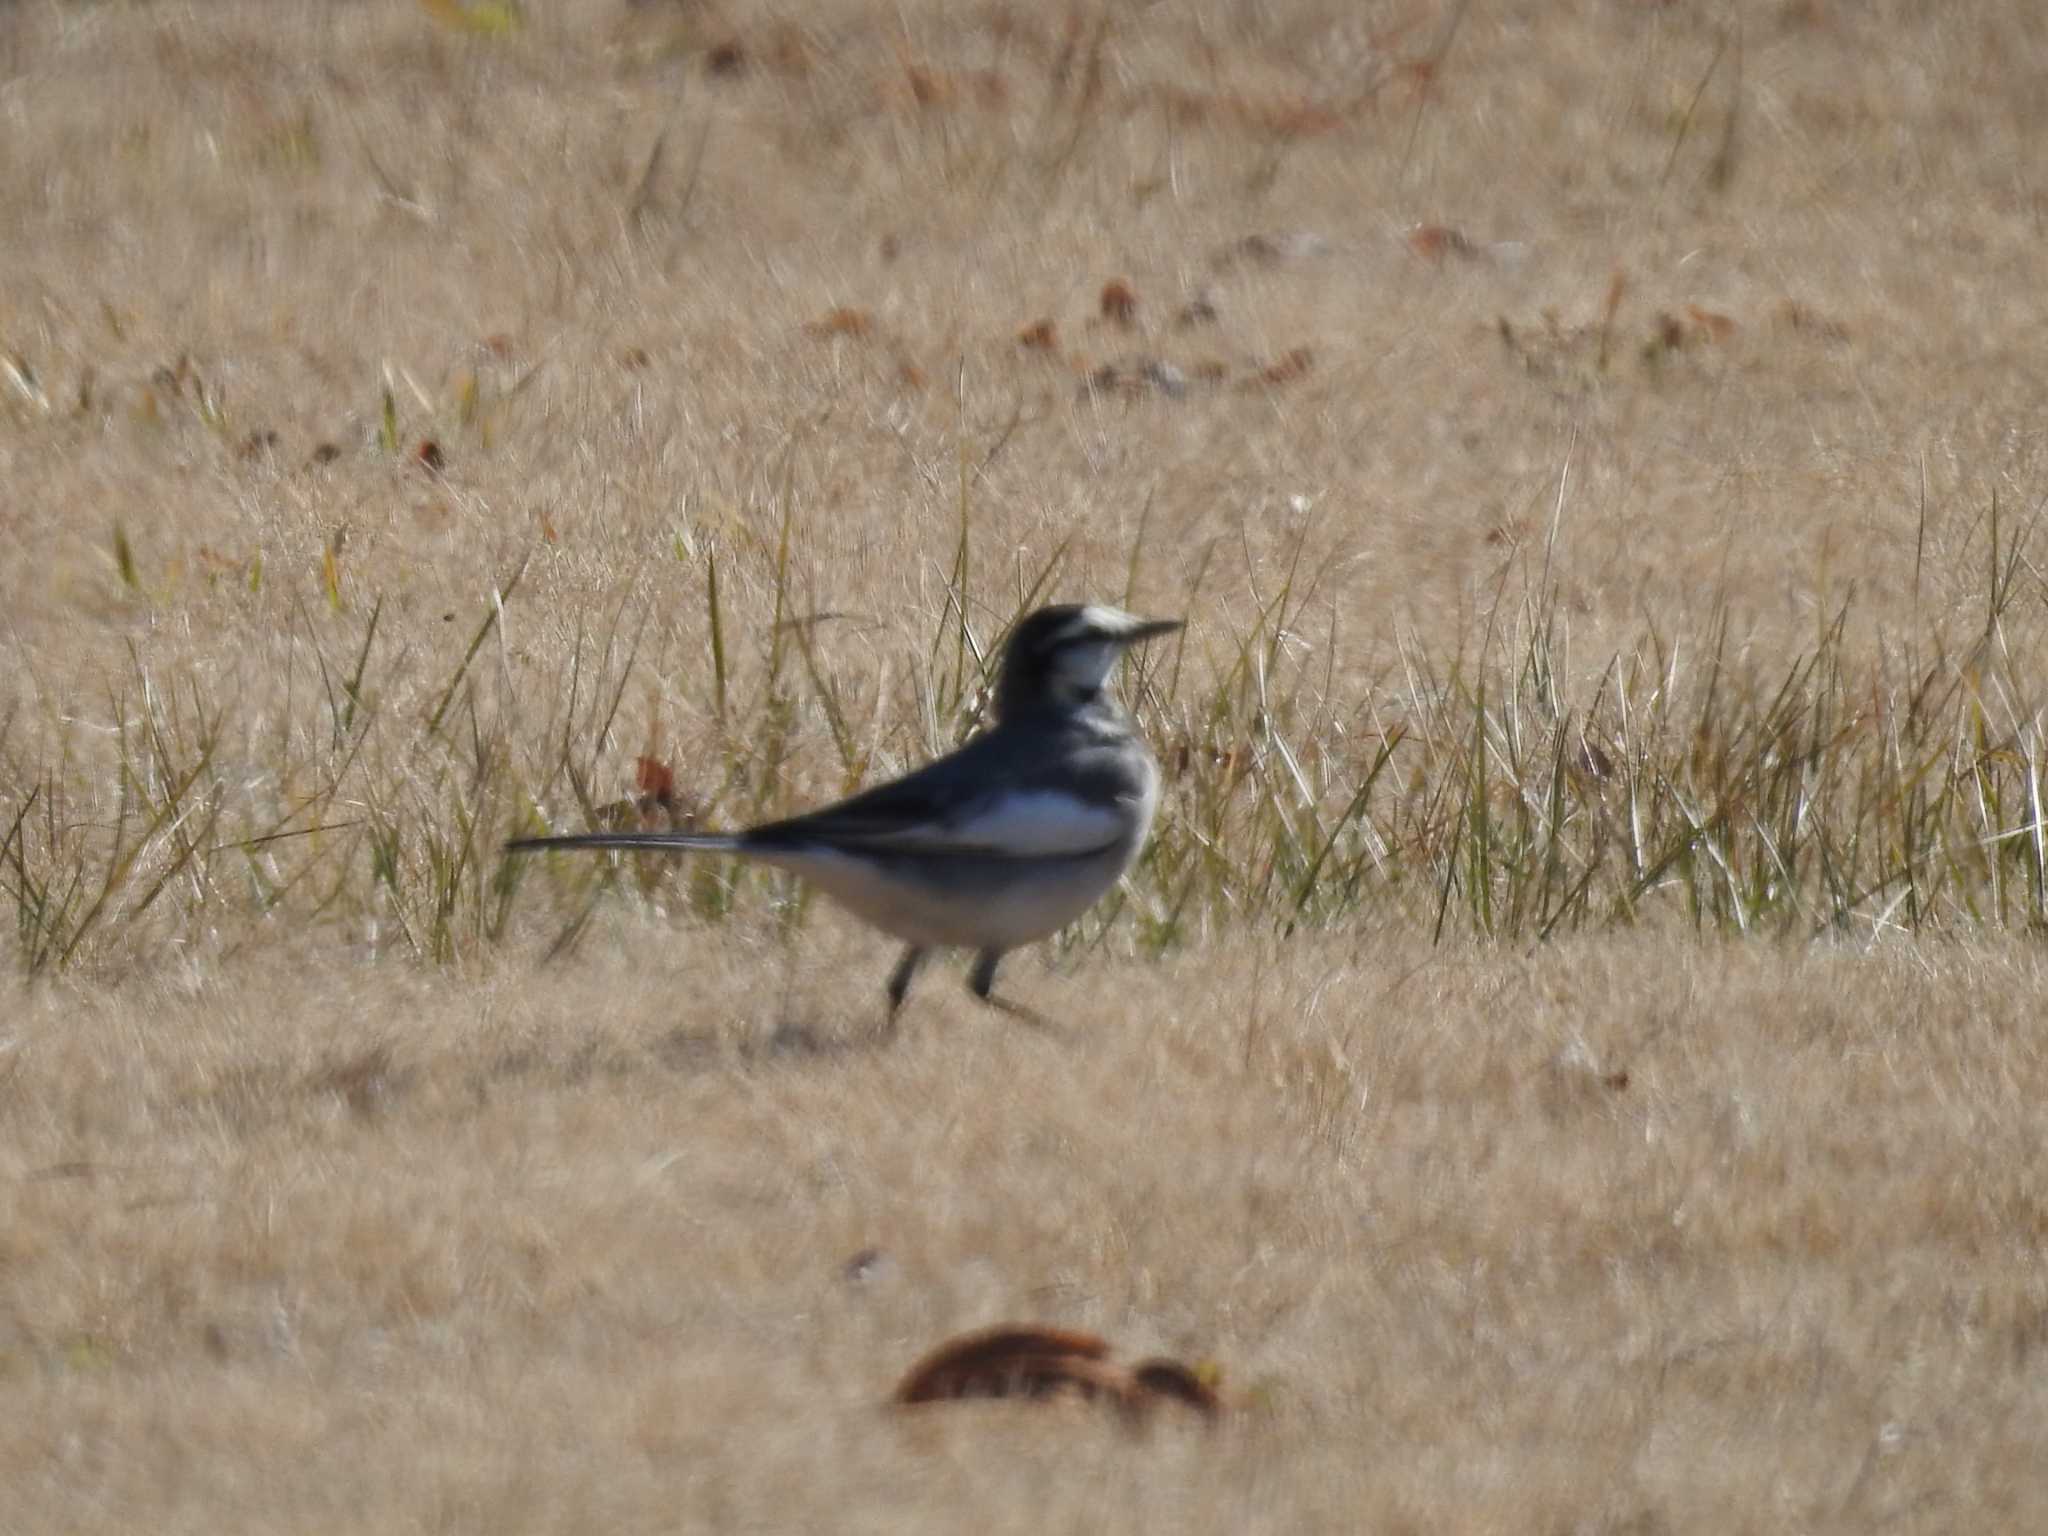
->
[507,604,1182,1022]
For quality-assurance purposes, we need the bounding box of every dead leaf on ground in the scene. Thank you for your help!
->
[1100,279,1139,327]
[1685,304,1737,342]
[806,308,873,339]
[634,755,676,807]
[1408,224,1480,263]
[585,754,698,846]
[1244,347,1314,388]
[894,1324,1223,1422]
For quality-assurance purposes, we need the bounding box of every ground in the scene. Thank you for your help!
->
[3,0,2047,1529]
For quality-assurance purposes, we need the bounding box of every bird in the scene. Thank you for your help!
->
[506,603,1183,1024]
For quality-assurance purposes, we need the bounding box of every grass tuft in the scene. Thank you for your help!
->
[12,493,2048,981]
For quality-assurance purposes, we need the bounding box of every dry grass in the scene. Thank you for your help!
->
[4,0,2048,1527]
[6,936,2048,1529]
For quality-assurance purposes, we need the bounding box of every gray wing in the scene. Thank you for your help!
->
[744,726,1144,860]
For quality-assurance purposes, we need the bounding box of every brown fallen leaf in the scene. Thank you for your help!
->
[894,1325,1222,1422]
[1408,224,1479,264]
[1685,304,1737,342]
[634,755,676,807]
[1100,279,1139,327]
[1130,1358,1224,1416]
[1244,347,1313,388]
[806,307,873,339]
[896,1325,1111,1405]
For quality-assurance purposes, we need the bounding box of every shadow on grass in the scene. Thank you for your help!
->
[654,1017,892,1070]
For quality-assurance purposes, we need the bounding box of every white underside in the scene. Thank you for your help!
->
[745,842,1135,950]
[745,767,1160,951]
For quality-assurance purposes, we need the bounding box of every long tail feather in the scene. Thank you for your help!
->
[504,831,744,854]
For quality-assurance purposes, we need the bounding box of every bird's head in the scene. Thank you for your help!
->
[993,604,1183,719]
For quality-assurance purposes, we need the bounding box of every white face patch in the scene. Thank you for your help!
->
[1073,604,1142,638]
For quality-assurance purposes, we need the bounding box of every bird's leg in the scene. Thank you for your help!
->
[968,948,1056,1029]
[884,945,928,1025]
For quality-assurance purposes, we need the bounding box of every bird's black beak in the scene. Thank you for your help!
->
[1122,617,1185,645]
